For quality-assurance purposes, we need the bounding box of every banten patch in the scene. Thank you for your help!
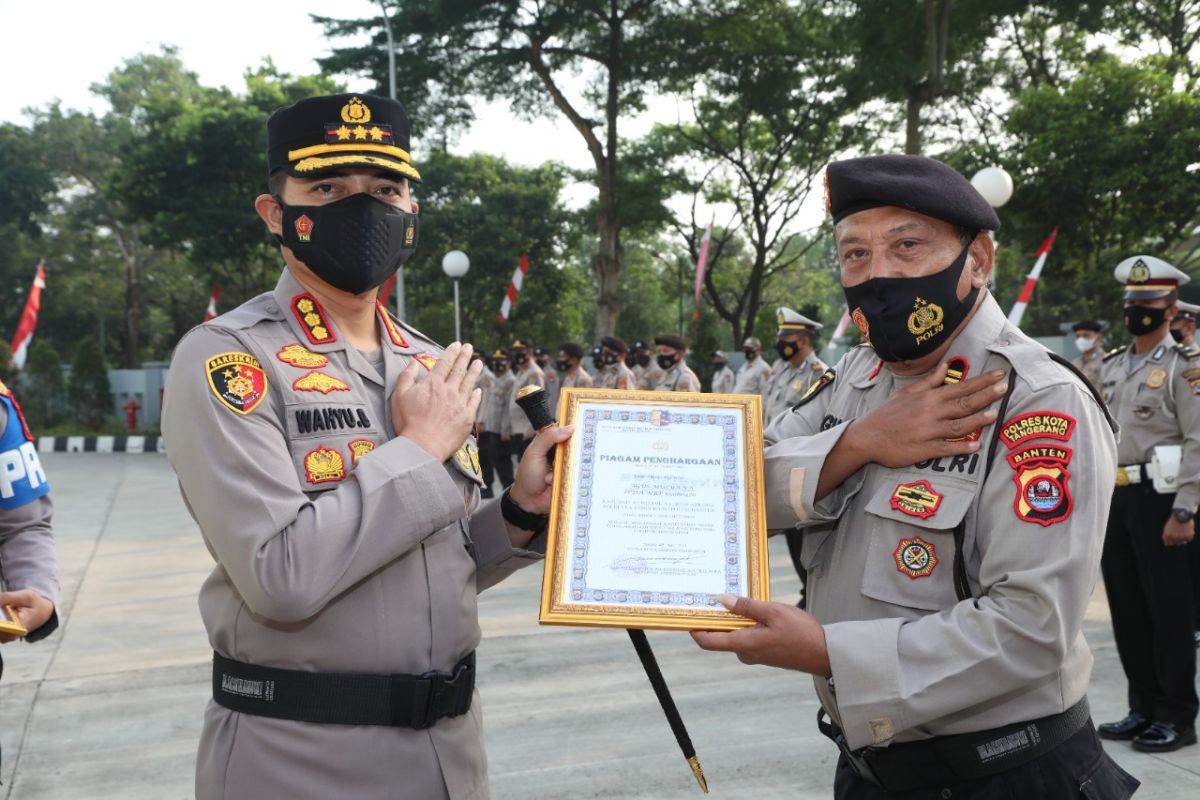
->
[291,293,337,345]
[349,438,376,464]
[291,371,351,394]
[206,352,268,415]
[1013,454,1072,526]
[1006,444,1073,470]
[304,445,346,484]
[377,301,410,347]
[999,411,1075,449]
[893,536,938,579]
[276,343,329,369]
[890,480,943,519]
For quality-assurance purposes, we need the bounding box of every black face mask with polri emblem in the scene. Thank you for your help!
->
[276,193,419,294]
[842,238,978,363]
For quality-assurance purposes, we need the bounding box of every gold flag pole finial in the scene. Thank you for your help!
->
[688,756,708,793]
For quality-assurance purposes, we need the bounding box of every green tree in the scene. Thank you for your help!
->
[68,339,112,429]
[0,341,13,386]
[317,0,705,337]
[19,340,65,429]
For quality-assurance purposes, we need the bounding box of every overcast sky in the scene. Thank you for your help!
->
[4,0,824,224]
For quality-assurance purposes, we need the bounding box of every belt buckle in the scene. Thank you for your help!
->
[1115,467,1129,487]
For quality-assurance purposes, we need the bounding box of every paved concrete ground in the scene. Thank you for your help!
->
[2,454,1199,798]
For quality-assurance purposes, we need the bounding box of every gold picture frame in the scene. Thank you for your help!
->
[539,388,769,631]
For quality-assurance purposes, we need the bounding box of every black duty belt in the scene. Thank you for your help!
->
[212,651,475,729]
[818,697,1091,792]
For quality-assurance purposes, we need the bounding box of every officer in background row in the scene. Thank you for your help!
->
[589,344,604,374]
[733,336,771,397]
[710,350,735,393]
[1071,319,1105,387]
[596,336,636,390]
[765,307,827,421]
[1172,301,1199,349]
[693,154,1135,797]
[652,335,701,392]
[507,337,546,459]
[471,350,497,497]
[481,348,516,492]
[162,93,571,799]
[552,342,593,411]
[0,380,59,680]
[534,346,558,414]
[1097,255,1199,753]
[632,339,662,390]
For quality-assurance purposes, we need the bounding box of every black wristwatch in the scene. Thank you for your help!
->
[1171,508,1195,523]
[501,488,549,533]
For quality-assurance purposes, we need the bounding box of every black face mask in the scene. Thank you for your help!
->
[514,352,529,365]
[591,356,603,369]
[555,359,570,372]
[657,353,678,370]
[635,353,651,367]
[1124,305,1168,337]
[843,239,978,363]
[624,354,636,368]
[774,340,797,360]
[277,193,418,294]
[495,362,508,373]
[1170,328,1185,343]
[602,352,619,365]
[712,360,726,369]
[743,349,757,360]
[535,357,549,368]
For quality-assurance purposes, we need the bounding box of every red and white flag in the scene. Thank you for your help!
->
[10,261,46,369]
[831,307,852,340]
[1007,227,1059,326]
[203,285,222,321]
[692,217,713,321]
[498,253,529,325]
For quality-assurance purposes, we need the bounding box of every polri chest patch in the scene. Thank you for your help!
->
[206,352,268,415]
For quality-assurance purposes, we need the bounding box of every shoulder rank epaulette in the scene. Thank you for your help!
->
[792,368,835,411]
[1173,343,1200,360]
[1102,346,1127,362]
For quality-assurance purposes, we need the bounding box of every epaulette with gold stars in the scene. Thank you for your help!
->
[291,293,336,346]
[1102,346,1126,362]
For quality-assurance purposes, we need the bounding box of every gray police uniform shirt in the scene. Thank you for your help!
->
[543,366,560,414]
[636,363,664,391]
[485,369,516,435]
[1099,332,1200,509]
[163,269,544,800]
[507,362,546,439]
[765,353,828,422]
[556,367,594,411]
[474,365,495,426]
[734,355,771,396]
[653,362,701,393]
[711,365,735,394]
[0,404,58,613]
[763,294,1116,751]
[598,363,636,390]
[1071,347,1104,388]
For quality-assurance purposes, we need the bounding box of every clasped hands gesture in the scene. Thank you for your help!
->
[694,362,1008,675]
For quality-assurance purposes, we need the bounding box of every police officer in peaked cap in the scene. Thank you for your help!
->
[692,154,1136,797]
[1097,254,1199,754]
[162,93,571,799]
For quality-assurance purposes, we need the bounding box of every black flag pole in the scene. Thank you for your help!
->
[514,385,708,793]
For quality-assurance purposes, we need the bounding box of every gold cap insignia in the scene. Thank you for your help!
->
[340,97,371,124]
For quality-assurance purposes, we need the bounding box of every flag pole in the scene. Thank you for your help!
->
[1007,227,1059,327]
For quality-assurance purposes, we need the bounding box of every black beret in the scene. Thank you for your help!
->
[600,336,628,353]
[1071,320,1103,333]
[590,345,603,356]
[559,342,584,359]
[825,154,999,232]
[533,347,549,357]
[655,334,688,351]
[268,93,421,183]
[632,340,650,351]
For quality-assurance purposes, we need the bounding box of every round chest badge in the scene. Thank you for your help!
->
[893,536,938,579]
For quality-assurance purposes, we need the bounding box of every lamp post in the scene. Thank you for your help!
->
[377,1,406,321]
[442,250,470,342]
[970,166,1014,209]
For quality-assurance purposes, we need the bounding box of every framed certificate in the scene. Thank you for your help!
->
[539,388,769,631]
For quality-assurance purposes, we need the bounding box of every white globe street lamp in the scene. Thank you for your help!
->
[442,250,470,342]
[971,166,1014,208]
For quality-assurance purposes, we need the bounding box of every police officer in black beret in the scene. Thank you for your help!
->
[693,154,1135,798]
